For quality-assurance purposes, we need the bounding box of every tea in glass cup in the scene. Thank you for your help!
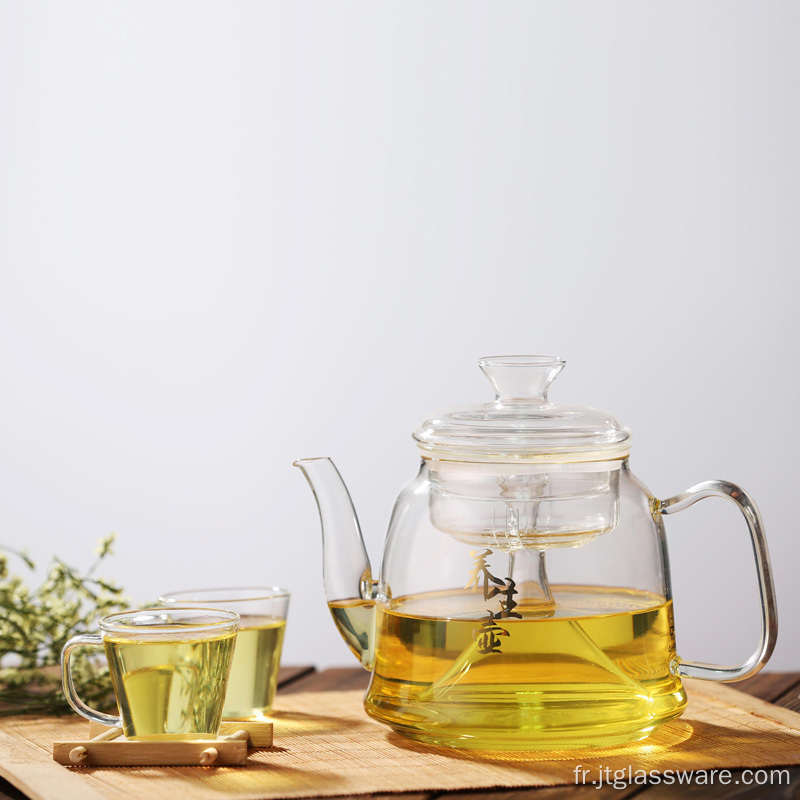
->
[159,587,290,720]
[61,607,239,740]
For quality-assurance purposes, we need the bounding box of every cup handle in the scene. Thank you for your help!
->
[61,634,122,727]
[660,480,778,681]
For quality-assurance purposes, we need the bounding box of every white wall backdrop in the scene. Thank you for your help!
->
[0,2,798,671]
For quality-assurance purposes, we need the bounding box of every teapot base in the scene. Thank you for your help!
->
[367,687,688,751]
[378,707,689,751]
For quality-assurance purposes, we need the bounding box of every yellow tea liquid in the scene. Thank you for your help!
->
[104,630,236,741]
[329,600,376,668]
[222,616,286,719]
[342,585,686,749]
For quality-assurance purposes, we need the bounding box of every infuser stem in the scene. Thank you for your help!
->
[538,551,553,606]
[507,549,554,614]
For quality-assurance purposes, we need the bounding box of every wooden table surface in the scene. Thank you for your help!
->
[2,667,798,800]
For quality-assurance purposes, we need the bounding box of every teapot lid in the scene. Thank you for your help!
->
[413,355,631,462]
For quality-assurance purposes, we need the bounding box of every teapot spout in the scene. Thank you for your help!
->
[294,457,376,669]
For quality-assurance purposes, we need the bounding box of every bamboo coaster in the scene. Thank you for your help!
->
[52,721,273,767]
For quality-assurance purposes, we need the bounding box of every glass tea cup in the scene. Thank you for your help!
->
[61,607,239,741]
[159,587,290,720]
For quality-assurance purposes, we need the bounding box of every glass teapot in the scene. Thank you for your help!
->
[295,355,777,750]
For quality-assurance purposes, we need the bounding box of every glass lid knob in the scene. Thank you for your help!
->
[478,355,566,404]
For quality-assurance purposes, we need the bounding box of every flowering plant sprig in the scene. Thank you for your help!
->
[0,535,129,716]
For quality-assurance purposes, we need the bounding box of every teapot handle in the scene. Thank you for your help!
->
[660,480,778,682]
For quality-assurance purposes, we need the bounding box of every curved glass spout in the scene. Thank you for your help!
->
[294,457,376,669]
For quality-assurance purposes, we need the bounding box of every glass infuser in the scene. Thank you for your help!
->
[295,355,777,750]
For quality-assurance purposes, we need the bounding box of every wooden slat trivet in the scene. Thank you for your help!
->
[52,721,273,767]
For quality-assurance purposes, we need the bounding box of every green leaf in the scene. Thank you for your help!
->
[0,536,127,716]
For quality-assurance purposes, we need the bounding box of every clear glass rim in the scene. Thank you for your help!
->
[98,606,240,636]
[158,586,291,604]
[478,354,566,368]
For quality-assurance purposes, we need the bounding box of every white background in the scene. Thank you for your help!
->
[0,2,798,672]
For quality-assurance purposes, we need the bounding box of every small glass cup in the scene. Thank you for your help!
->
[159,587,290,720]
[61,607,239,741]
